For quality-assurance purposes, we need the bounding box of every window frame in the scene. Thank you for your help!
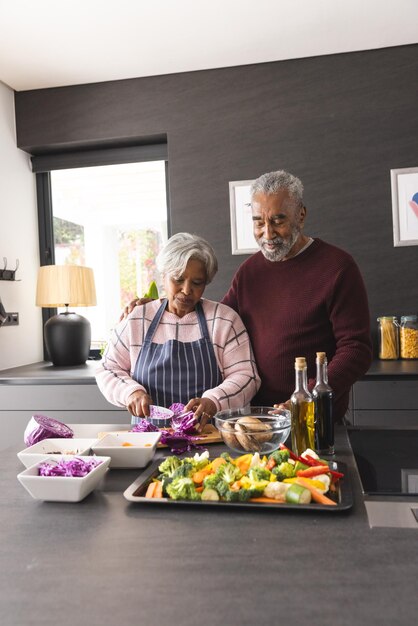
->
[35,143,170,361]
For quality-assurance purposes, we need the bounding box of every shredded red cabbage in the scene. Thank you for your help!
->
[130,419,159,434]
[171,411,198,434]
[168,403,186,416]
[130,417,205,455]
[24,414,74,447]
[38,457,102,477]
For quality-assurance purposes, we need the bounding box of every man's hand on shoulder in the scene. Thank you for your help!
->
[119,297,153,322]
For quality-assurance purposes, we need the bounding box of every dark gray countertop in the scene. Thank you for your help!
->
[0,360,99,384]
[3,427,418,626]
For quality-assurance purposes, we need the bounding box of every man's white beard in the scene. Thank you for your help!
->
[258,228,300,262]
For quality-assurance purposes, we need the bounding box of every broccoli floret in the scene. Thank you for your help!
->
[237,488,253,502]
[158,456,181,478]
[161,476,173,496]
[269,449,290,465]
[217,462,242,484]
[248,467,271,482]
[171,460,194,480]
[203,473,230,497]
[224,489,240,502]
[220,451,235,463]
[272,461,296,480]
[166,477,201,501]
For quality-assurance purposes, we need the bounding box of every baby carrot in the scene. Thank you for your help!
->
[295,478,337,506]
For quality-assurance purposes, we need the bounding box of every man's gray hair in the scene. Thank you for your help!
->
[251,170,304,206]
[156,232,218,284]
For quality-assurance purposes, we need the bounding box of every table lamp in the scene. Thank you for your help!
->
[36,265,97,366]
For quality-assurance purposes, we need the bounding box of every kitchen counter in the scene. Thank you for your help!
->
[2,427,418,626]
[0,360,99,385]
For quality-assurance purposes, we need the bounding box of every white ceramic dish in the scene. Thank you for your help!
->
[17,438,98,469]
[91,431,161,468]
[17,455,111,502]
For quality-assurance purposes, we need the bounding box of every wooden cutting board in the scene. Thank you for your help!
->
[97,423,222,447]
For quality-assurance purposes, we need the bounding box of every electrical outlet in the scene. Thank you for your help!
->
[2,312,19,326]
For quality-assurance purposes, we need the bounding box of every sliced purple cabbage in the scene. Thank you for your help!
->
[24,414,74,447]
[38,457,101,477]
[130,418,159,433]
[130,417,205,455]
[171,410,198,434]
[168,403,186,416]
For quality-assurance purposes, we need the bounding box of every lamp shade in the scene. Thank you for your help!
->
[36,265,96,307]
[36,265,97,367]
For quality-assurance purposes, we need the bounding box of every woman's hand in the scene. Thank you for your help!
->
[126,390,153,417]
[184,397,217,433]
[119,297,152,322]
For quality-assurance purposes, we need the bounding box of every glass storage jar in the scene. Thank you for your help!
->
[400,315,418,359]
[377,316,399,360]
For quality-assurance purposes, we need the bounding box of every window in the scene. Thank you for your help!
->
[35,152,169,354]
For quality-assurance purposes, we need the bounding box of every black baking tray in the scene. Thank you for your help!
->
[123,459,353,512]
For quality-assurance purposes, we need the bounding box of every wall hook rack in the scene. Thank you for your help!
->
[0,257,20,281]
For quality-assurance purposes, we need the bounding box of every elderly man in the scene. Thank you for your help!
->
[222,170,372,421]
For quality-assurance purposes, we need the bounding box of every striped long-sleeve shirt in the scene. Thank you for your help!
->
[96,298,260,411]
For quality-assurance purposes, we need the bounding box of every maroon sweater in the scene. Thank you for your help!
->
[222,238,372,421]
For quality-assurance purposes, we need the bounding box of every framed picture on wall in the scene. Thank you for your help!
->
[229,180,258,255]
[391,166,418,246]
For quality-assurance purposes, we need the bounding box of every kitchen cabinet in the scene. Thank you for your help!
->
[348,360,418,428]
[0,361,128,450]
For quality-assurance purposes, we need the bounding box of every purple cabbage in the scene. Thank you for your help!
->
[130,416,205,455]
[168,403,186,416]
[24,414,74,447]
[38,457,101,477]
[171,410,198,434]
[130,419,159,434]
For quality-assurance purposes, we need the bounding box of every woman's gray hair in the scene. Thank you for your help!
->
[156,232,218,284]
[251,170,304,207]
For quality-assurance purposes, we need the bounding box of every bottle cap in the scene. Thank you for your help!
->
[295,356,306,369]
[316,352,326,363]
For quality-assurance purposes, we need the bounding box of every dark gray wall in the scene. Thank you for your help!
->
[14,44,418,353]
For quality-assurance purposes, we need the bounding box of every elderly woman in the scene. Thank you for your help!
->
[96,233,260,427]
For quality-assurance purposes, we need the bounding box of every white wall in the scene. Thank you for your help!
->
[0,81,43,370]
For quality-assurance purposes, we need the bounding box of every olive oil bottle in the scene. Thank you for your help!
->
[312,352,334,455]
[290,357,315,456]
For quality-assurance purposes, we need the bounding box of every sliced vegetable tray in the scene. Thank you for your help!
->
[123,459,353,512]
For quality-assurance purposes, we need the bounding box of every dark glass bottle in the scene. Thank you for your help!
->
[312,352,334,455]
[290,357,315,456]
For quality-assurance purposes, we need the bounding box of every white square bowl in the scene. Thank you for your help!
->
[17,455,111,502]
[17,438,99,469]
[91,431,161,468]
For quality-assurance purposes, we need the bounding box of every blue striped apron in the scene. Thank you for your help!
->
[132,299,223,409]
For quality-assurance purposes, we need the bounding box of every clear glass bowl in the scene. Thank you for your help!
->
[214,406,291,455]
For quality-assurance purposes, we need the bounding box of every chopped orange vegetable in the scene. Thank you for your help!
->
[145,481,157,498]
[154,481,163,498]
[230,480,241,491]
[235,455,252,474]
[122,442,134,447]
[295,478,337,506]
[192,467,213,484]
[195,486,204,493]
[296,465,330,478]
[211,457,227,471]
